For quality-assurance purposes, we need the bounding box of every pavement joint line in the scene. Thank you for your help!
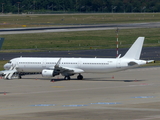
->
[133,115,160,120]
[52,86,64,88]
[96,107,160,112]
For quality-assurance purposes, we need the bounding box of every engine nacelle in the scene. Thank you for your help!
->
[42,69,59,77]
[42,69,54,77]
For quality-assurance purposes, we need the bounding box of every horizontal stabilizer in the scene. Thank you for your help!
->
[146,60,155,63]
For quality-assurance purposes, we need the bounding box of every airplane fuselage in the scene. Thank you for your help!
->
[5,57,146,73]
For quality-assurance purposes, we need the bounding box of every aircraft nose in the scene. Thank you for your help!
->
[4,63,11,70]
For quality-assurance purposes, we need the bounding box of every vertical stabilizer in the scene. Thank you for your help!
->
[122,37,144,60]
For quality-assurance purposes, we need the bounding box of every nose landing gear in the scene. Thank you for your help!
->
[64,76,71,80]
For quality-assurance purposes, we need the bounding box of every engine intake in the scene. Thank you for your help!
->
[42,69,59,77]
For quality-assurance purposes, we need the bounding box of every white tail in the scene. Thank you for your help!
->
[122,37,144,60]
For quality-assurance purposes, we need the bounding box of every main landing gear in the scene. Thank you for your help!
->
[18,75,22,79]
[77,74,83,80]
[64,74,83,80]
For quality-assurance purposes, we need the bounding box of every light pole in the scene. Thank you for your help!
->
[112,6,117,13]
[17,2,20,14]
[123,5,125,13]
[141,6,146,13]
[132,7,136,13]
[33,1,36,11]
[2,3,4,13]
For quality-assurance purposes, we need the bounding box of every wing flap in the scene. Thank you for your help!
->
[62,67,84,74]
[49,58,84,75]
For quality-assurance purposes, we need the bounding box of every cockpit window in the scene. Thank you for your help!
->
[8,61,12,63]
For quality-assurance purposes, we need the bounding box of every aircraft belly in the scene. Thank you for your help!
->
[82,66,117,73]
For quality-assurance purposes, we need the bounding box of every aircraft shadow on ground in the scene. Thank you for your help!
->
[0,92,9,94]
[22,77,145,82]
[46,78,145,82]
[80,79,145,82]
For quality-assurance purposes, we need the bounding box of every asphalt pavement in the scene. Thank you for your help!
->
[0,46,159,61]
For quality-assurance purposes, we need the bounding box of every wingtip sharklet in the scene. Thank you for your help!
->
[122,37,145,60]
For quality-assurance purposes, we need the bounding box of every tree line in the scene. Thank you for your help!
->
[1,0,160,13]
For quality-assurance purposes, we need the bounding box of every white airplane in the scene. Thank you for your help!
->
[1,37,154,80]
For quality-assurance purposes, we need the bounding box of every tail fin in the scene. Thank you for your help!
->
[122,37,144,60]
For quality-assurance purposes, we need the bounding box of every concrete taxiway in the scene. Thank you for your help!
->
[0,66,160,120]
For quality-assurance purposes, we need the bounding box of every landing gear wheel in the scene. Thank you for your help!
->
[18,75,22,79]
[64,76,71,80]
[77,74,83,80]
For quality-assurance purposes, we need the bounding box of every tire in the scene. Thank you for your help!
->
[64,76,71,80]
[77,75,83,80]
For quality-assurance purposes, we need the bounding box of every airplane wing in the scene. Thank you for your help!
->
[54,58,84,75]
[52,66,84,77]
[58,66,84,74]
[43,58,84,77]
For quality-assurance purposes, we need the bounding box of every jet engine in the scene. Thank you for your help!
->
[42,69,59,77]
